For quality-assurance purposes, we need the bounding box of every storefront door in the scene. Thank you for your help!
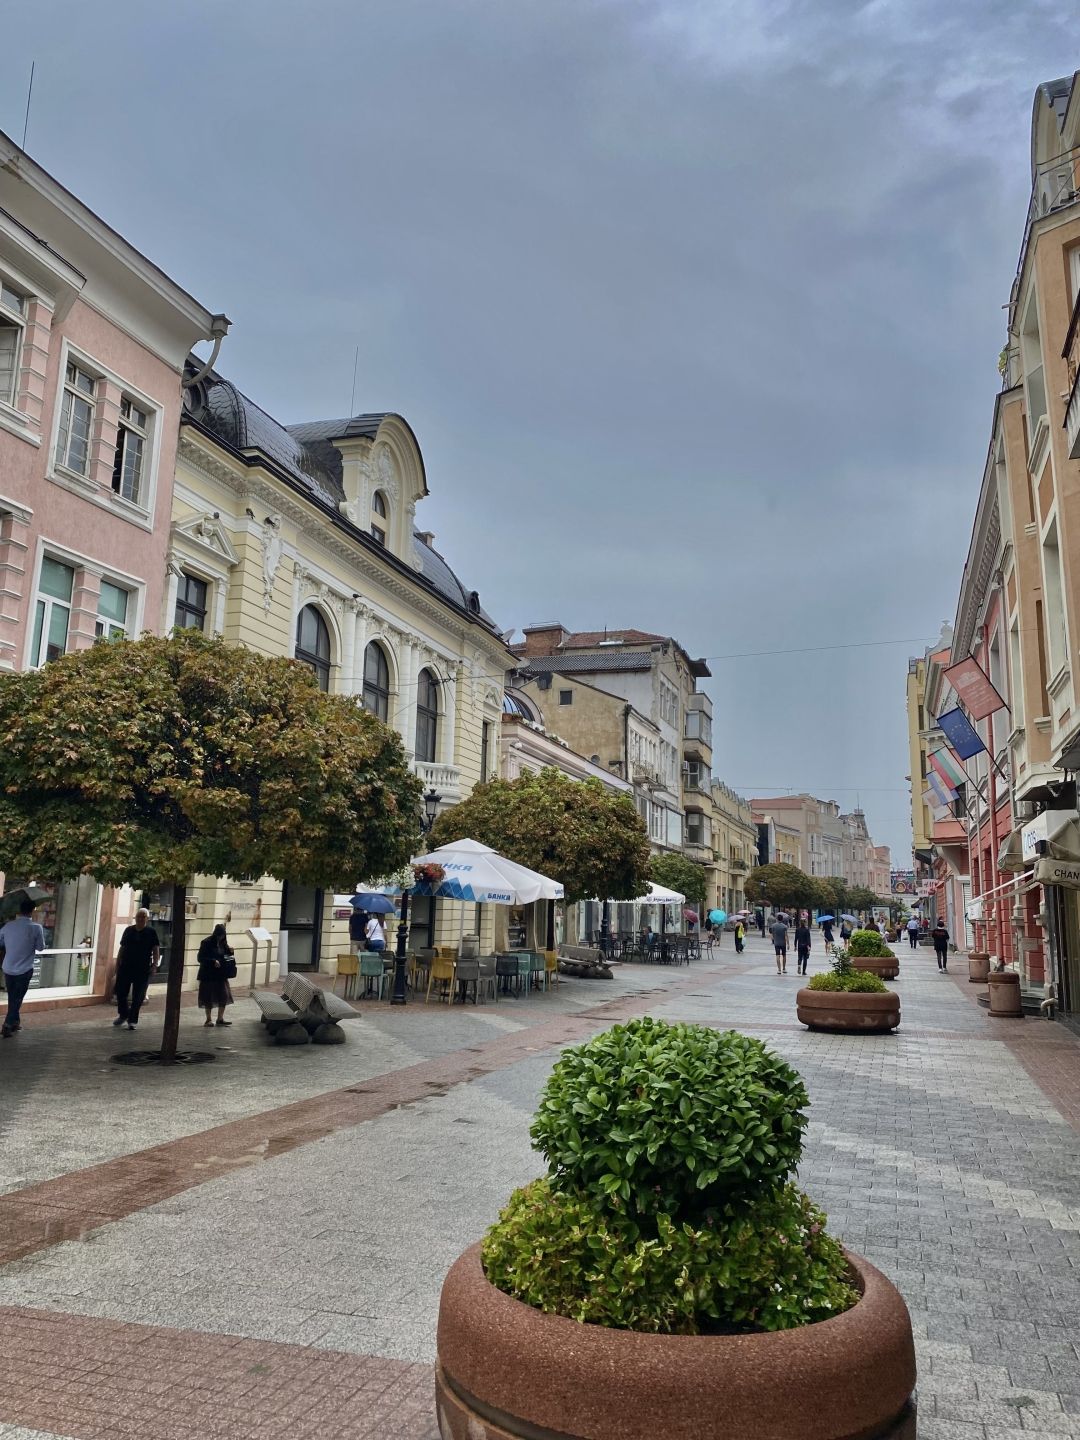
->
[281,882,322,971]
[2,875,100,996]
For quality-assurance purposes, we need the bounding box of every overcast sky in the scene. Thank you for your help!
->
[6,1,1076,861]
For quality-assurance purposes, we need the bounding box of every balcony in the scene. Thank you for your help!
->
[412,760,462,802]
[731,857,748,872]
[684,693,713,760]
[1063,287,1080,460]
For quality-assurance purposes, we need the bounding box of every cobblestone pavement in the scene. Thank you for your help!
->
[3,938,1080,1438]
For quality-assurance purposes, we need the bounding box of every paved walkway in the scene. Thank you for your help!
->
[3,938,1080,1438]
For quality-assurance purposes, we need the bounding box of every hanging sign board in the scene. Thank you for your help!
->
[943,658,1007,720]
[1034,857,1080,889]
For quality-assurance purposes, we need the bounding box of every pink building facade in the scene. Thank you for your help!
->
[0,130,224,1004]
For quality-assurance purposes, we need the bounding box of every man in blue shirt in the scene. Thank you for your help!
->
[0,899,46,1037]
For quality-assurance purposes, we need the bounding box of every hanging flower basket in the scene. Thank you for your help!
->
[413,861,446,887]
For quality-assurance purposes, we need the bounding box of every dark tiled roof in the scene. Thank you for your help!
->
[515,652,653,674]
[186,370,497,632]
[560,628,665,648]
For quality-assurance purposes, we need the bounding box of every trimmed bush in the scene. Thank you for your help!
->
[481,1177,858,1335]
[848,929,894,959]
[807,969,888,994]
[530,1018,808,1217]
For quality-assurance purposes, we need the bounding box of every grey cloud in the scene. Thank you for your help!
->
[4,0,1073,856]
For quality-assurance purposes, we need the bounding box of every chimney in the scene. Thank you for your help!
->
[417,530,436,548]
[520,623,569,657]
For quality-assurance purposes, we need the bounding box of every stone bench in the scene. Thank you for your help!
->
[252,990,310,1046]
[277,973,361,1044]
[557,945,612,980]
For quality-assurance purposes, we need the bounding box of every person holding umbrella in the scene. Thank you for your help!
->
[819,915,835,954]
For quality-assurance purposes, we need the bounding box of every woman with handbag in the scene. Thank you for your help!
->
[197,923,236,1027]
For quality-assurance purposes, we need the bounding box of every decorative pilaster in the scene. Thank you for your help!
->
[68,565,103,651]
[88,377,122,493]
[441,662,459,766]
[398,638,419,754]
[0,505,31,669]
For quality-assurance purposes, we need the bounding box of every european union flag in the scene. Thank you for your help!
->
[937,707,986,761]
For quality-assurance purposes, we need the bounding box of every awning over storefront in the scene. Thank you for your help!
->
[997,828,1025,874]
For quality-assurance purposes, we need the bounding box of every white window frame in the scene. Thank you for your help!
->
[0,278,26,412]
[23,537,146,670]
[48,340,163,528]
[112,395,151,506]
[95,578,132,642]
[30,555,75,669]
[54,359,97,480]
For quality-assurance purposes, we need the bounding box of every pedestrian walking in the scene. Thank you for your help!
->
[821,918,835,954]
[840,920,852,943]
[794,920,811,975]
[864,916,881,933]
[769,916,789,975]
[365,913,387,954]
[931,920,950,972]
[0,898,46,1038]
[349,907,369,955]
[197,924,236,1027]
[112,906,161,1031]
[734,919,745,954]
[906,916,920,950]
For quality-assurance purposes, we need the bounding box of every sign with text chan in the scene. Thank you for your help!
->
[1034,857,1080,890]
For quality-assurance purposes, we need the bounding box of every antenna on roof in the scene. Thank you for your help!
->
[22,62,35,151]
[349,345,359,416]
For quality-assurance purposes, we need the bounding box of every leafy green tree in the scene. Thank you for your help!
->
[649,852,707,906]
[744,862,819,913]
[847,886,880,916]
[822,876,852,915]
[428,767,651,904]
[0,632,421,1063]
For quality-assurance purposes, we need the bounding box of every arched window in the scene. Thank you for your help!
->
[371,490,387,546]
[363,641,390,721]
[295,604,331,691]
[416,668,439,763]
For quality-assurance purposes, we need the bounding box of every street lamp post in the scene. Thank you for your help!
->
[391,787,441,1006]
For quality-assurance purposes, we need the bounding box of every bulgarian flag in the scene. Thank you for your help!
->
[929,748,966,790]
[927,769,956,808]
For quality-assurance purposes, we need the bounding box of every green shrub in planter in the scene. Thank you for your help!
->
[848,929,894,959]
[485,1018,858,1335]
[530,1018,808,1217]
[481,1176,858,1335]
[807,969,888,994]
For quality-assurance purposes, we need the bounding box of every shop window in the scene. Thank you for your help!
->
[363,641,390,721]
[416,667,439,763]
[295,604,331,691]
[31,557,74,667]
[175,572,208,631]
[95,580,130,641]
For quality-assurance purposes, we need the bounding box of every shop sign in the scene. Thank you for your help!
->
[1021,810,1075,861]
[1035,857,1080,890]
[917,881,938,897]
[966,898,984,921]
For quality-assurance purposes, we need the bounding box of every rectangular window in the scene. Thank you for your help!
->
[112,396,149,505]
[174,572,208,631]
[31,558,74,667]
[95,580,129,641]
[0,282,25,407]
[370,524,386,546]
[55,362,96,476]
[480,719,491,783]
[1043,523,1067,675]
[558,689,573,705]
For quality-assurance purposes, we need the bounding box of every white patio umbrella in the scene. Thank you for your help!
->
[411,838,563,903]
[641,880,685,905]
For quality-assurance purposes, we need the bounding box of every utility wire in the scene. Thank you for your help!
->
[703,637,936,662]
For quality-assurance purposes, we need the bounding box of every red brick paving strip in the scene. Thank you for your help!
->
[0,966,749,1267]
[3,1305,440,1439]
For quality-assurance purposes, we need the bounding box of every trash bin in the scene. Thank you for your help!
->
[987,969,1022,1017]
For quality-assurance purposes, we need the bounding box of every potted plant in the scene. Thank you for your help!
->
[436,1018,915,1439]
[846,927,900,980]
[796,949,901,1034]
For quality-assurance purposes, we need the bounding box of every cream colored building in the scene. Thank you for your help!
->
[710,782,757,914]
[161,367,514,984]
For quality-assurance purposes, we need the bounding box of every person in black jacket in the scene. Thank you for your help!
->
[931,920,950,972]
[794,921,812,975]
[197,924,235,1027]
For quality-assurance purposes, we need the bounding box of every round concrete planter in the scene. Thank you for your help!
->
[435,1243,916,1440]
[796,987,900,1034]
[968,952,991,984]
[847,953,900,981]
[987,969,1022,1018]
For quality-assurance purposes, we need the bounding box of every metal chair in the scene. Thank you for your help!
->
[495,954,518,998]
[455,958,480,1005]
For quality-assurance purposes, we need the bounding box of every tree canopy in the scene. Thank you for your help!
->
[0,631,422,1059]
[649,851,707,906]
[427,767,651,904]
[743,862,821,911]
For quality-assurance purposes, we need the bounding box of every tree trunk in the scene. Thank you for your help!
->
[159,880,187,1065]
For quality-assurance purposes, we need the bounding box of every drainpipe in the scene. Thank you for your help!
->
[184,314,231,388]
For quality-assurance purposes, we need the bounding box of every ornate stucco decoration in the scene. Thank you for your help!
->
[260,515,284,612]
